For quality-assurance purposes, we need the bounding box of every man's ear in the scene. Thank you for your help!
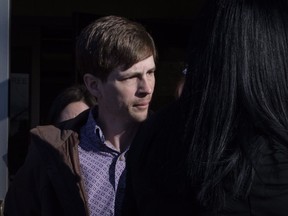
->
[83,74,102,99]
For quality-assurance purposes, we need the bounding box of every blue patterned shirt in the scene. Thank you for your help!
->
[78,108,128,216]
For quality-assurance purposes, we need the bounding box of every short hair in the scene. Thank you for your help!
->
[47,84,97,124]
[76,15,157,81]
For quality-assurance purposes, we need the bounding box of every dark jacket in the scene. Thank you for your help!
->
[123,101,288,216]
[4,110,90,216]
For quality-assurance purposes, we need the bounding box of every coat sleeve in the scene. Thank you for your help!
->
[4,140,44,216]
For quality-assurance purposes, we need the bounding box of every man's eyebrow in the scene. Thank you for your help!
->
[148,66,156,71]
[124,66,156,74]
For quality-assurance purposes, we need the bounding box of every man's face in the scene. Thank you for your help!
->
[97,55,155,123]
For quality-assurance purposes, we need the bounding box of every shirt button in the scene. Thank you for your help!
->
[119,154,125,161]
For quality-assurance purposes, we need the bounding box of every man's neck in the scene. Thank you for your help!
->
[97,117,140,152]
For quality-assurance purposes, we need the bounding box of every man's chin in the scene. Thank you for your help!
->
[130,111,149,122]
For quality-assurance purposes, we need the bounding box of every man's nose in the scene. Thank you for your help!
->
[138,76,154,94]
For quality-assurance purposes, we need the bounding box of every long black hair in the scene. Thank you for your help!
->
[181,0,288,208]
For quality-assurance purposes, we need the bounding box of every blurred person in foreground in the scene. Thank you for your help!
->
[4,15,157,216]
[123,0,288,215]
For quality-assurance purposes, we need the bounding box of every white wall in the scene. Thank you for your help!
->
[0,0,10,202]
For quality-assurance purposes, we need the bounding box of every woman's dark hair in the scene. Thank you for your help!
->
[47,84,97,124]
[181,0,288,209]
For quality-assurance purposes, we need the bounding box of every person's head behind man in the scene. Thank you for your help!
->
[76,15,157,126]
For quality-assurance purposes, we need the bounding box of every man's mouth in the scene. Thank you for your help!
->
[133,101,150,109]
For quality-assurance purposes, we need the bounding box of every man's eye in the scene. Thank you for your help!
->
[121,76,135,81]
[126,76,135,80]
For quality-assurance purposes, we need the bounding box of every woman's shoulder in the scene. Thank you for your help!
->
[143,100,184,132]
[252,135,288,183]
[248,136,288,215]
[128,100,183,164]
